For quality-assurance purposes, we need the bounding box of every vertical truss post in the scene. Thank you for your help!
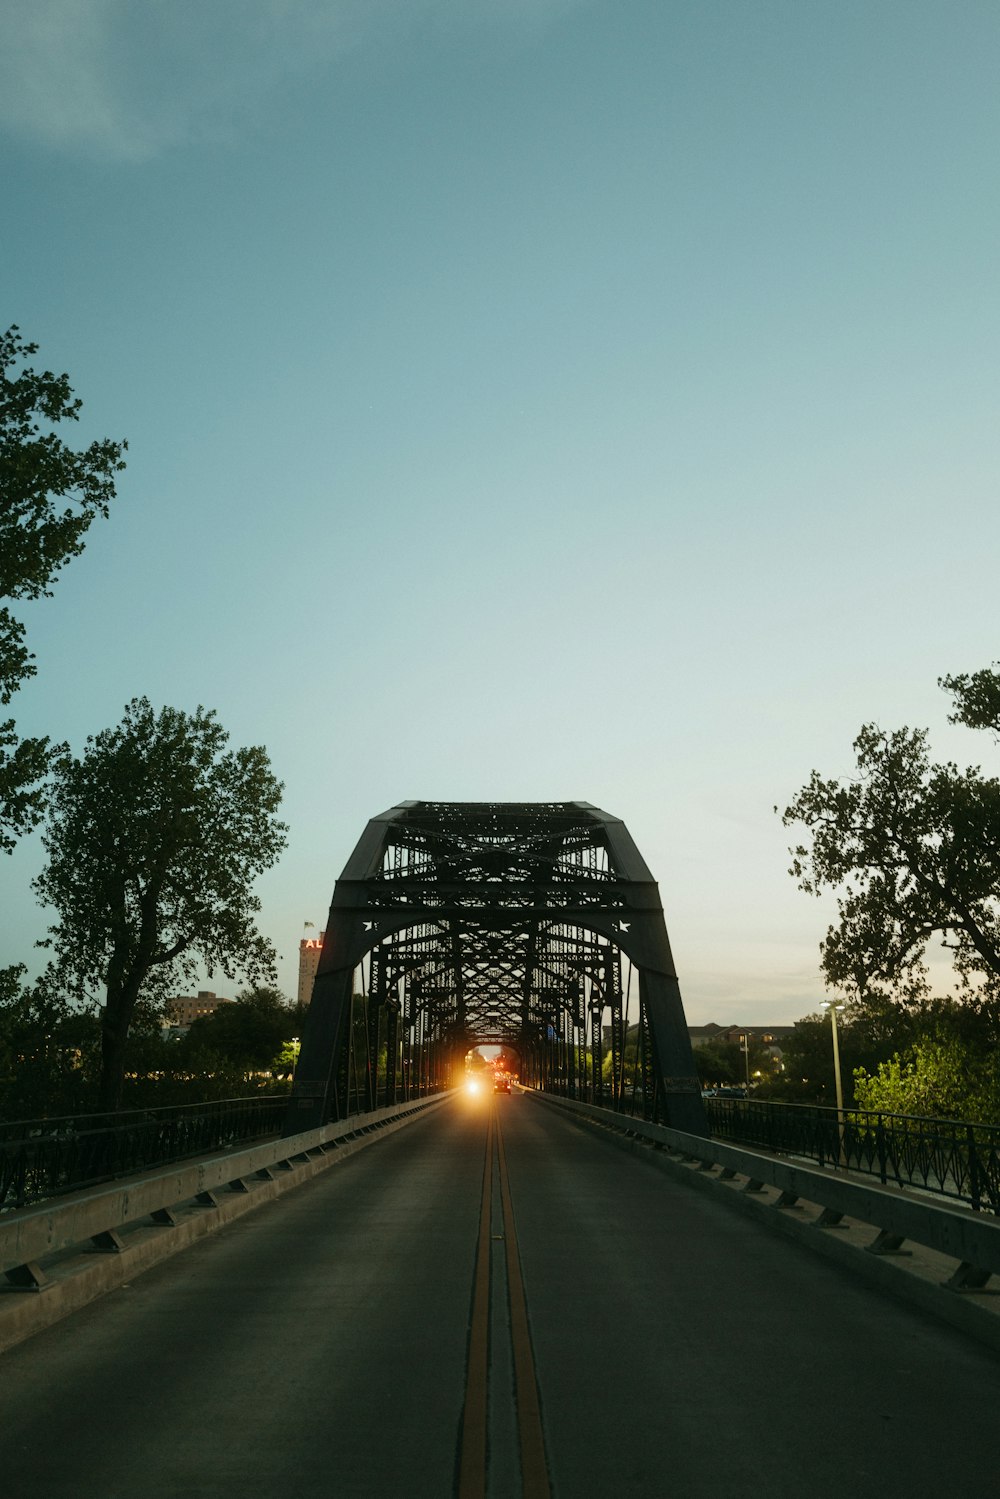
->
[405,974,420,1100]
[401,1015,412,1100]
[605,944,624,1108]
[427,1008,438,1093]
[349,989,364,1116]
[590,981,604,1107]
[385,1002,399,1106]
[413,1005,424,1096]
[552,1025,561,1096]
[638,998,655,1118]
[366,945,384,1111]
[636,964,703,1132]
[576,975,586,1103]
[570,1002,578,1096]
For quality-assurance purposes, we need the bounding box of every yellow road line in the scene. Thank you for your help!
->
[496,1109,551,1499]
[457,1107,494,1499]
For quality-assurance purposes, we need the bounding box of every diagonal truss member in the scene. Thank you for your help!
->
[285,801,707,1136]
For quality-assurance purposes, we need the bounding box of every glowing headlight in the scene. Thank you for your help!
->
[466,1077,480,1094]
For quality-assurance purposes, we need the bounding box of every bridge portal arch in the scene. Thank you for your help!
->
[285,801,707,1136]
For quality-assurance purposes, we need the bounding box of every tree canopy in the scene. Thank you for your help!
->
[0,326,126,849]
[690,1036,776,1088]
[851,996,1000,1123]
[34,697,287,1109]
[0,973,101,1120]
[782,667,1000,1001]
[184,987,301,1071]
[761,995,915,1105]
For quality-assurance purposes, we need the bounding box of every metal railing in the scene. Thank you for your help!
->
[704,1097,1000,1213]
[0,1095,288,1212]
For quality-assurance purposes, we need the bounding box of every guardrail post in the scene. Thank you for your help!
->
[89,1230,125,1253]
[866,1230,910,1257]
[4,1262,48,1291]
[945,1261,992,1291]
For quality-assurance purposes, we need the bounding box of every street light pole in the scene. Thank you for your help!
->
[819,1000,846,1165]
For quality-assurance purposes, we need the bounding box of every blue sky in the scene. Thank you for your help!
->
[2,0,998,1022]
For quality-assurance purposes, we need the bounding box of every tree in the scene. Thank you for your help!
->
[851,994,1000,1123]
[34,698,287,1110]
[767,998,916,1105]
[941,666,1000,737]
[691,1040,741,1087]
[0,327,126,850]
[781,667,1000,1001]
[853,1039,1000,1124]
[183,987,299,1072]
[0,969,101,1120]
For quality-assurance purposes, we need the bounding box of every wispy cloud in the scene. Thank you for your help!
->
[0,0,585,162]
[2,1,128,154]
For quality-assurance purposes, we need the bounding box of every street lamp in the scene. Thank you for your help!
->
[819,1000,846,1164]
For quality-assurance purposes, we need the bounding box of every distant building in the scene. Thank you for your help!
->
[688,1022,796,1061]
[166,990,230,1028]
[298,934,325,1007]
[687,1023,729,1048]
[689,1022,795,1043]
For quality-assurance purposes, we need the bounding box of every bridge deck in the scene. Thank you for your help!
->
[4,1092,999,1497]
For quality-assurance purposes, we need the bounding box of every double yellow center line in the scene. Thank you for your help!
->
[457,1104,551,1499]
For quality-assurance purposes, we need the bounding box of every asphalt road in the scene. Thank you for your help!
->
[3,1091,1000,1498]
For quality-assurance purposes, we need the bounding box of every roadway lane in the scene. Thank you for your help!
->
[4,1092,1000,1499]
[1,1101,484,1499]
[501,1095,1000,1497]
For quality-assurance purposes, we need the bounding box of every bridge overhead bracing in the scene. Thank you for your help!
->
[286,801,707,1136]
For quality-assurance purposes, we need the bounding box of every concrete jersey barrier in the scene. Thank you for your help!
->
[0,1093,450,1352]
[534,1090,1000,1290]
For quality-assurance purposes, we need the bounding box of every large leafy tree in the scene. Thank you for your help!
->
[34,698,287,1109]
[183,987,301,1072]
[782,667,1000,1000]
[0,972,101,1121]
[0,325,126,849]
[767,998,916,1105]
[852,997,1000,1123]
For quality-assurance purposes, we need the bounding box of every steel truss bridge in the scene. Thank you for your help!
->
[287,800,707,1137]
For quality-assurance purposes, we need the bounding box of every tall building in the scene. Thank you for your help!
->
[298,933,325,1007]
